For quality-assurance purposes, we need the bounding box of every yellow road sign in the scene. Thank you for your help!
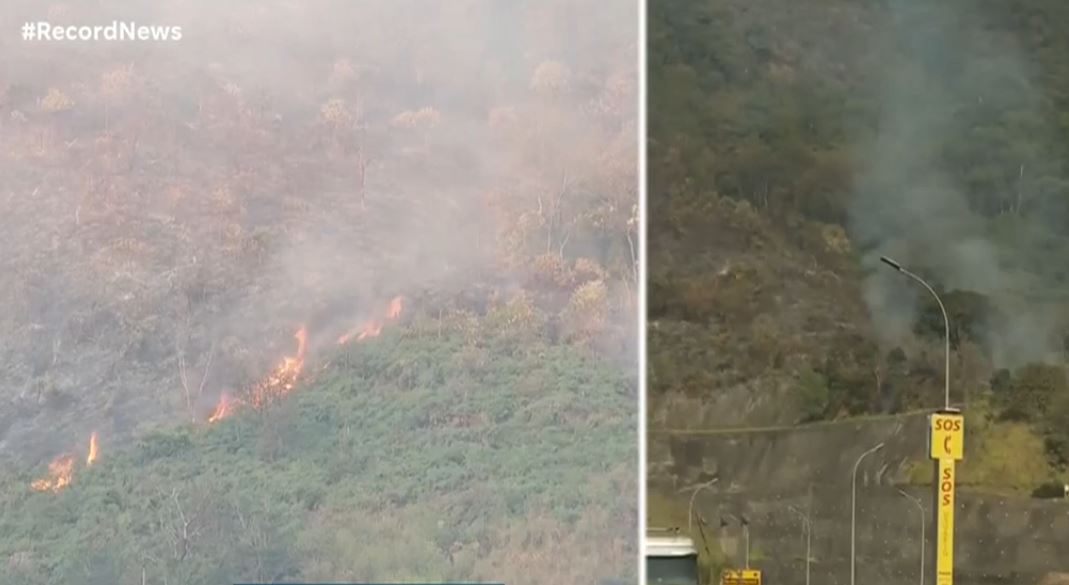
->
[721,568,761,585]
[930,412,964,460]
[936,458,956,585]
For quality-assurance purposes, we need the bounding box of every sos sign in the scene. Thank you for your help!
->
[929,412,964,461]
[939,460,956,505]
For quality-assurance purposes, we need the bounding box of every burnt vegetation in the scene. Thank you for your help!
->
[0,1,636,583]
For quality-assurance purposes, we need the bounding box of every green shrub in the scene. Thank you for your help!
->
[796,370,829,422]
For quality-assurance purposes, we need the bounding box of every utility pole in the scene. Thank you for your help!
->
[881,256,964,585]
[851,442,885,585]
[742,520,750,569]
[899,489,926,585]
[789,506,812,585]
[686,477,720,534]
[879,256,950,410]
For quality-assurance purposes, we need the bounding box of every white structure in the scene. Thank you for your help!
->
[646,528,699,585]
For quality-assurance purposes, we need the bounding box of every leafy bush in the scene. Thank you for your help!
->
[995,363,1068,422]
[1042,388,1069,465]
[0,325,636,584]
[796,370,830,422]
[959,421,1053,492]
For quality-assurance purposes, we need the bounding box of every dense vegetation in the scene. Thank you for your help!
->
[649,0,1069,493]
[0,313,636,584]
[0,0,637,582]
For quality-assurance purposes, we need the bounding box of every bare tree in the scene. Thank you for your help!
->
[165,487,202,562]
[175,316,216,424]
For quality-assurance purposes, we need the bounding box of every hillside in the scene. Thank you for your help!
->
[649,0,1069,493]
[0,317,636,584]
[0,0,637,583]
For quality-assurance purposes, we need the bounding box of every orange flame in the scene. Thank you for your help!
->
[338,320,382,344]
[86,432,98,466]
[357,320,383,340]
[31,454,75,493]
[386,296,404,320]
[250,326,307,408]
[208,393,241,423]
[337,297,403,345]
[294,326,307,359]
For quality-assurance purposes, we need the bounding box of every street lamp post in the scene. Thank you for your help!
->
[743,520,750,569]
[789,506,812,585]
[850,442,885,585]
[721,514,752,568]
[879,256,951,410]
[686,477,719,534]
[898,489,926,585]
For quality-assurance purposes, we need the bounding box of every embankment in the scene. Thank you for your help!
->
[649,414,1069,585]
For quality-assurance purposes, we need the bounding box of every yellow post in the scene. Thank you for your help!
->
[935,458,956,585]
[929,412,964,585]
